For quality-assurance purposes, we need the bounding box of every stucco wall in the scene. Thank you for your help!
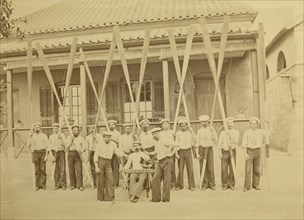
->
[266,21,303,153]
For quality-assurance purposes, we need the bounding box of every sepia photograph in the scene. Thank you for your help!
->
[0,0,303,219]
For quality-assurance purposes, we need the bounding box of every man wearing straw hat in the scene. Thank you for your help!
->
[242,117,269,192]
[159,118,177,190]
[175,119,195,191]
[65,124,85,191]
[195,115,218,191]
[123,141,151,203]
[49,123,67,190]
[85,125,103,188]
[218,117,239,190]
[119,123,134,166]
[108,119,121,188]
[94,131,126,201]
[139,119,154,153]
[26,122,50,191]
[150,127,179,202]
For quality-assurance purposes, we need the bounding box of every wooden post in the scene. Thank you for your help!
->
[251,50,260,117]
[80,63,87,136]
[6,68,15,158]
[162,59,170,119]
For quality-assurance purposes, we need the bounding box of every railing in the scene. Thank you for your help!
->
[0,118,250,158]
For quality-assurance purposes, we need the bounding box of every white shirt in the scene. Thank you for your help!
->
[124,151,150,170]
[195,126,218,147]
[94,140,124,162]
[65,136,85,152]
[218,129,240,151]
[119,133,133,154]
[109,129,121,145]
[242,128,269,149]
[160,129,175,141]
[140,131,154,149]
[49,133,66,151]
[154,138,178,160]
[27,132,50,151]
[85,133,103,151]
[175,130,194,150]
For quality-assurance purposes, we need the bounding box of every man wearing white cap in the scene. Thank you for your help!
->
[242,117,269,192]
[124,141,151,203]
[159,118,177,190]
[65,124,85,191]
[26,122,50,191]
[218,117,239,190]
[94,131,126,201]
[195,115,218,190]
[49,123,67,190]
[85,125,103,188]
[176,119,195,191]
[108,119,121,187]
[119,123,134,165]
[139,119,154,152]
[150,127,179,202]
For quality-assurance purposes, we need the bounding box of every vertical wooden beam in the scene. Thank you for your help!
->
[162,59,170,119]
[257,23,267,129]
[6,68,14,158]
[80,63,87,136]
[251,50,260,118]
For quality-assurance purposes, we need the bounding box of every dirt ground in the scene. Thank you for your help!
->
[1,148,303,220]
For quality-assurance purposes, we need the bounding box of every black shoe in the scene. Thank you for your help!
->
[201,186,207,191]
[230,186,235,190]
[253,186,261,190]
[210,186,216,191]
[54,186,60,190]
[42,186,46,190]
[79,187,84,191]
[62,186,66,190]
[162,200,169,202]
[70,186,76,190]
[149,199,161,202]
[222,186,228,190]
[35,187,39,191]
[243,188,249,192]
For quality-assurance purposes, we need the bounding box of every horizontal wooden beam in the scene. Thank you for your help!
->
[4,43,255,71]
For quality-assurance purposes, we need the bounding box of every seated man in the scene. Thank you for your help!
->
[123,141,151,203]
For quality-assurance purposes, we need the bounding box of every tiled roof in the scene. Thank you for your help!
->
[18,0,257,34]
[1,22,256,54]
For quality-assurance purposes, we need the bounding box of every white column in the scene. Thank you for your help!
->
[162,59,170,119]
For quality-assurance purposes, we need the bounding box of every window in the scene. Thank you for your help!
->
[122,81,152,122]
[86,84,98,125]
[277,51,286,73]
[154,81,164,113]
[40,87,53,127]
[106,83,120,122]
[266,65,270,80]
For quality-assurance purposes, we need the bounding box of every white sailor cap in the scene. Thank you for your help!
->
[71,124,81,129]
[199,115,210,122]
[108,120,117,124]
[123,123,132,127]
[88,125,96,130]
[151,127,161,133]
[52,123,60,127]
[33,122,42,128]
[178,118,188,125]
[140,118,149,125]
[160,118,170,124]
[133,141,142,145]
[249,117,260,125]
[102,131,112,137]
[226,117,235,122]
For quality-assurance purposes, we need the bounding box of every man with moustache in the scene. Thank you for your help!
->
[119,123,134,166]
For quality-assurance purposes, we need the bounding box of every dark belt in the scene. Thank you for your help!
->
[34,149,46,152]
[98,156,111,161]
[179,148,192,151]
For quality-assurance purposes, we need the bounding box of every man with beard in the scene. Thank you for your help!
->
[65,124,85,191]
[107,120,121,188]
[218,117,239,190]
[94,131,126,201]
[49,123,67,190]
[123,141,151,203]
[150,127,179,202]
[119,123,134,166]
[139,119,154,153]
[27,122,51,191]
[159,119,177,190]
[195,115,218,191]
[85,125,103,188]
